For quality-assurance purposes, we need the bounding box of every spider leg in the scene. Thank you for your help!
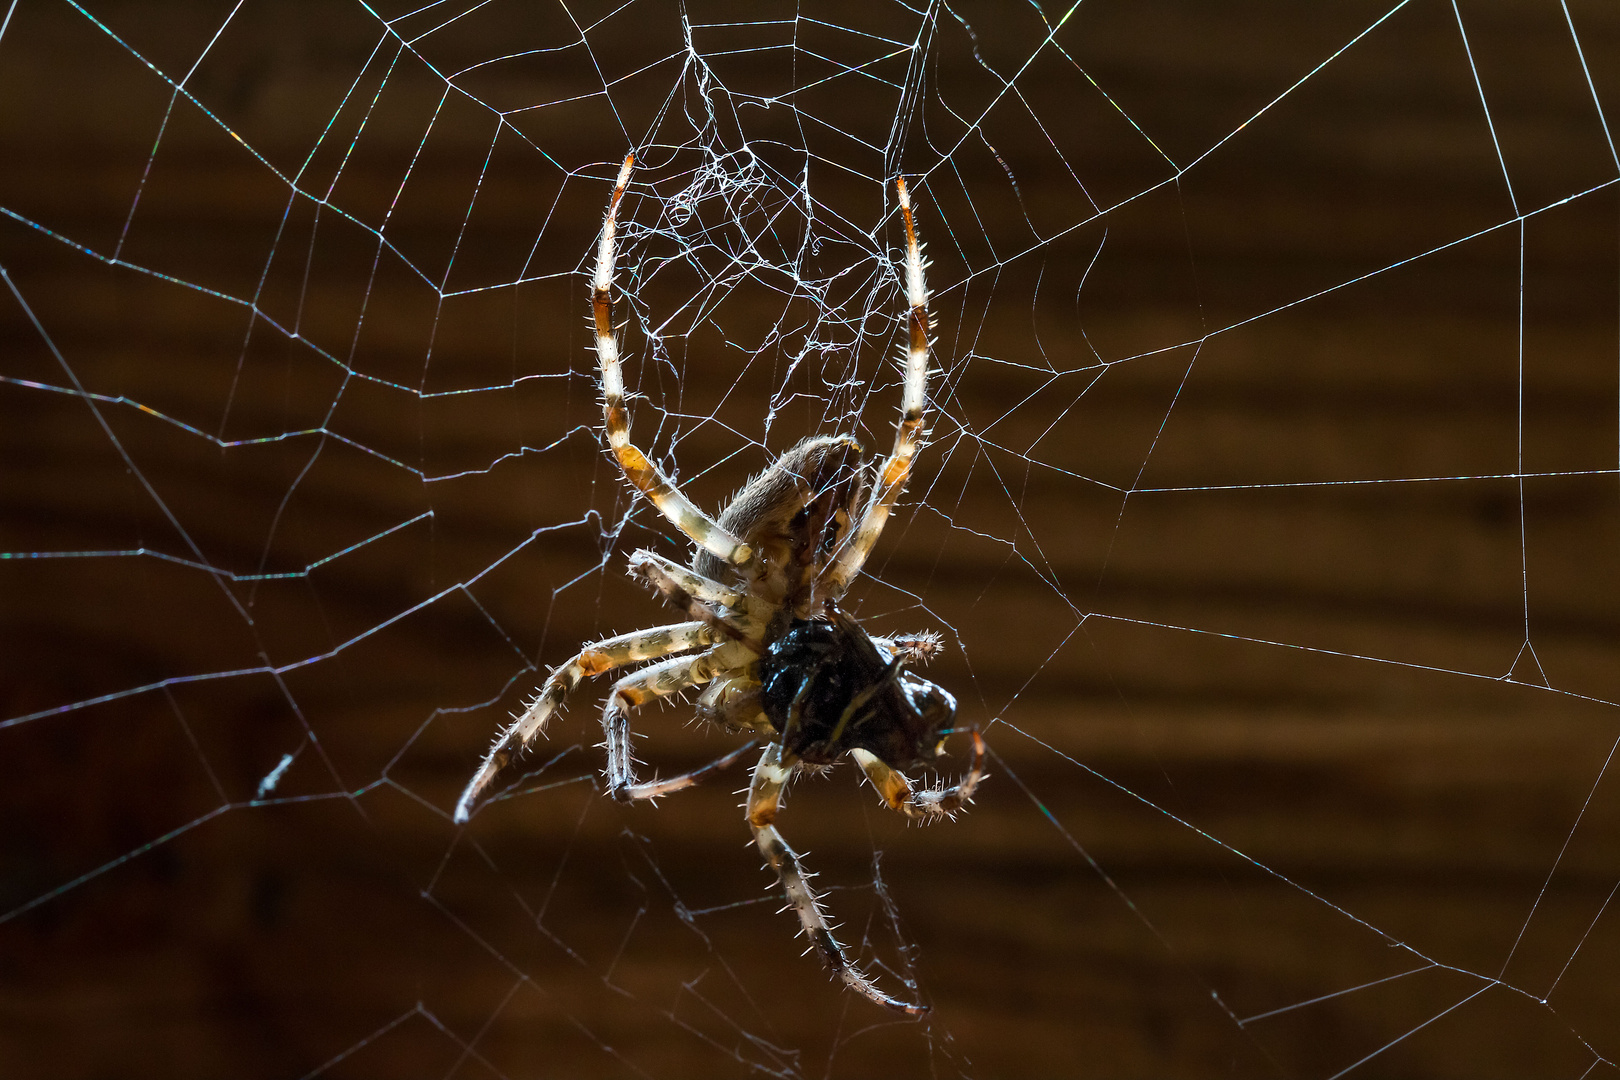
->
[694,673,766,733]
[628,549,769,642]
[875,630,944,667]
[454,621,716,823]
[819,175,933,596]
[850,730,987,822]
[628,549,744,609]
[614,737,762,802]
[746,743,930,1015]
[595,153,753,569]
[602,640,756,800]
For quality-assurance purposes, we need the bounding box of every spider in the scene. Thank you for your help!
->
[454,154,985,1015]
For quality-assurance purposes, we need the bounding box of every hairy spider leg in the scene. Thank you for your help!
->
[602,639,757,799]
[850,730,987,821]
[693,671,766,731]
[454,621,718,822]
[875,630,944,667]
[594,154,754,569]
[628,549,745,608]
[628,549,770,643]
[820,175,934,596]
[745,742,930,1015]
[615,737,762,802]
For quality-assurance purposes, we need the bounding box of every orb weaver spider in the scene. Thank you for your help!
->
[455,155,985,1014]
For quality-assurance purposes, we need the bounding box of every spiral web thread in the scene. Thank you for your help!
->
[4,0,1620,1075]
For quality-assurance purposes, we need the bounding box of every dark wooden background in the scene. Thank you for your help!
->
[5,1,1620,1077]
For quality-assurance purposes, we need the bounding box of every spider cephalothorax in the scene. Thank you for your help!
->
[454,154,984,1015]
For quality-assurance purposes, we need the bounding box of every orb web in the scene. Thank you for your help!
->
[4,1,1620,1076]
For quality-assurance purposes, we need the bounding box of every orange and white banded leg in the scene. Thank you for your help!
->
[851,730,987,822]
[821,175,934,594]
[454,621,716,822]
[602,639,756,800]
[594,154,753,568]
[746,742,930,1015]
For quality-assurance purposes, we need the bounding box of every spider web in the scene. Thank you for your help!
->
[4,0,1620,1075]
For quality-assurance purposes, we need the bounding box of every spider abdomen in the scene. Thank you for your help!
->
[759,614,956,769]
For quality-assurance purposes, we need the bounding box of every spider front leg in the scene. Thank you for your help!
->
[601,639,756,800]
[594,154,753,569]
[820,175,934,596]
[454,621,716,823]
[746,742,930,1015]
[851,730,987,821]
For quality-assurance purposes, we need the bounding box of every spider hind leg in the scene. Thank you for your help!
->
[746,742,930,1015]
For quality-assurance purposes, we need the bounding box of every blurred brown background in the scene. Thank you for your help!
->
[5,1,1620,1077]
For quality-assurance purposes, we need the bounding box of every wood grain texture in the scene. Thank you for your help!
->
[4,2,1620,1077]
